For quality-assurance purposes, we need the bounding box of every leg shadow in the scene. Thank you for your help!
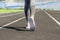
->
[3,26,34,31]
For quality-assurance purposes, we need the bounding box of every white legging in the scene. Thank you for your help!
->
[30,0,35,19]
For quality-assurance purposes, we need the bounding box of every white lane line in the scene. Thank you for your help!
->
[0,13,23,17]
[0,17,25,28]
[43,10,60,26]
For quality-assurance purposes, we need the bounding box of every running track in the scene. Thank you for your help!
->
[0,9,60,40]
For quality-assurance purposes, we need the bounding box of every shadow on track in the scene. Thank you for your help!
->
[0,26,34,31]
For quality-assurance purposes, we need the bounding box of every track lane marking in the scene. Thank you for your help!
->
[0,13,23,17]
[0,17,25,28]
[0,11,39,28]
[43,10,60,26]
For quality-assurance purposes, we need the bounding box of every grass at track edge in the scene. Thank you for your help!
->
[0,9,24,14]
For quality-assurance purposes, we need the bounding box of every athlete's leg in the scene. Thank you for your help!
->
[30,5,36,26]
[29,5,31,16]
[24,0,31,28]
[30,0,36,21]
[27,5,36,30]
[29,0,36,30]
[26,6,31,29]
[25,0,36,31]
[24,0,29,21]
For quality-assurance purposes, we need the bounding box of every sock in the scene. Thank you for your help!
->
[26,21,30,29]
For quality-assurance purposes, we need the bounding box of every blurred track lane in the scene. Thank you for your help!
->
[0,10,60,40]
[43,10,60,26]
[0,12,24,26]
[46,10,60,22]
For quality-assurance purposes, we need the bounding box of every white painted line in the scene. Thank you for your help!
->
[0,13,23,17]
[0,17,25,28]
[43,10,60,26]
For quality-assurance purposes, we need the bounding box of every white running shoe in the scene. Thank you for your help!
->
[26,21,30,29]
[0,27,3,29]
[26,18,35,31]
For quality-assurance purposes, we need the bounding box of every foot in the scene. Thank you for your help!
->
[28,18,36,28]
[0,27,3,29]
[26,18,36,31]
[26,27,35,31]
